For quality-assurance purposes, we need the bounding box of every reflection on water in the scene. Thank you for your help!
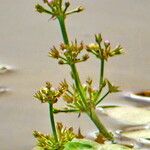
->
[116,125,150,150]
[0,64,12,74]
[0,86,9,94]
[0,65,12,94]
[0,64,12,95]
[89,124,150,149]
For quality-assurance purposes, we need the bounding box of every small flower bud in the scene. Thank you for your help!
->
[46,82,52,89]
[78,42,84,51]
[86,78,92,85]
[47,0,54,4]
[87,43,99,51]
[109,45,123,56]
[77,6,84,12]
[58,60,65,65]
[82,54,89,61]
[49,47,60,59]
[60,43,67,50]
[65,1,70,8]
[104,40,110,48]
[95,34,102,44]
[59,80,68,90]
[35,4,46,13]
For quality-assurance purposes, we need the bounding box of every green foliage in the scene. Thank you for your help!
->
[64,139,134,150]
[64,139,99,150]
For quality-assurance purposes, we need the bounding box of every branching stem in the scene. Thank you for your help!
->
[58,15,87,108]
[57,13,113,141]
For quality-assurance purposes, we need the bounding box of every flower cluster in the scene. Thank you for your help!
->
[61,78,120,112]
[35,0,84,19]
[84,78,120,107]
[86,34,123,61]
[33,122,76,150]
[62,84,85,112]
[49,41,89,65]
[34,81,68,104]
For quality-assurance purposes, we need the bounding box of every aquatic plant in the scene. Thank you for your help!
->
[33,0,124,149]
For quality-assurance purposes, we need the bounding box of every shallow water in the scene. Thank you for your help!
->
[0,0,150,149]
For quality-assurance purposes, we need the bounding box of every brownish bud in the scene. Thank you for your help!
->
[77,6,84,12]
[49,46,60,59]
[65,1,70,8]
[86,78,93,85]
[35,4,45,13]
[46,82,52,89]
[78,42,84,51]
[63,94,74,103]
[58,60,65,65]
[82,54,89,61]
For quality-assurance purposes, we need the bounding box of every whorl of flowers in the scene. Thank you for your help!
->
[34,81,68,104]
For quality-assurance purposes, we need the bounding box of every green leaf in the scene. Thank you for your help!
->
[64,139,100,150]
[64,139,134,150]
[100,105,120,109]
[107,80,120,93]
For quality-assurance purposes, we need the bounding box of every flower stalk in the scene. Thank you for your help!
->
[56,8,114,141]
[49,102,58,142]
[88,107,114,141]
[57,15,87,109]
[58,16,69,45]
[100,59,104,88]
[96,91,110,105]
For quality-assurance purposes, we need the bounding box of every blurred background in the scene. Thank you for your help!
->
[0,0,150,149]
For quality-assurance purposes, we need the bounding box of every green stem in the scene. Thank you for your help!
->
[70,64,87,108]
[58,16,69,45]
[57,15,113,141]
[94,59,105,103]
[49,102,58,142]
[53,108,79,114]
[88,108,114,141]
[57,16,86,108]
[96,91,110,105]
[100,59,104,88]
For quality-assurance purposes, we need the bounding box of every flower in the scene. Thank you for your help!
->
[47,0,54,4]
[104,40,110,48]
